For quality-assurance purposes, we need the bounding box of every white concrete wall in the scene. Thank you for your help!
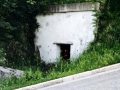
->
[35,11,96,63]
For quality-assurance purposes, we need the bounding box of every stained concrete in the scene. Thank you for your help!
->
[48,2,100,13]
[35,2,100,63]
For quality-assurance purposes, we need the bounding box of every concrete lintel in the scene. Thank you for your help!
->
[48,2,100,13]
[53,42,73,45]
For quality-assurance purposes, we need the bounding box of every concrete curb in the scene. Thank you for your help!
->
[15,63,120,90]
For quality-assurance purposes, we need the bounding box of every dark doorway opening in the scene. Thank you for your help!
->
[60,44,70,60]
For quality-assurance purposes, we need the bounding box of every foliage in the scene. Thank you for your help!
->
[0,0,42,67]
[96,0,120,43]
[1,0,120,89]
[0,0,104,67]
[0,41,120,90]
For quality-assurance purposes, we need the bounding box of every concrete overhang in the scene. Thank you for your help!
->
[48,2,100,13]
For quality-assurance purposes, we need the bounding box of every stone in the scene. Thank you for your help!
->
[0,66,24,79]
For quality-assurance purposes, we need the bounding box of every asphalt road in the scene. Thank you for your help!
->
[38,68,120,90]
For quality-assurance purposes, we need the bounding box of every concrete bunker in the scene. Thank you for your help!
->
[35,2,100,63]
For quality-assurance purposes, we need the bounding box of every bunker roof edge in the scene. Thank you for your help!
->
[48,2,100,13]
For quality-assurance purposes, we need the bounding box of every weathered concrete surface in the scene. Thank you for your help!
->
[0,66,24,79]
[48,2,100,13]
[35,2,100,63]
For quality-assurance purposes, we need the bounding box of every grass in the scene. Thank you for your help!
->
[0,41,120,90]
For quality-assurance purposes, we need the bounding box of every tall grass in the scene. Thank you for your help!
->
[0,40,120,90]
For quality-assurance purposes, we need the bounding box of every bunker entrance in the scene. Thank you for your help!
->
[60,44,70,60]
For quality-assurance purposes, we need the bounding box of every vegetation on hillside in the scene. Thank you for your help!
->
[0,0,120,89]
[0,0,103,67]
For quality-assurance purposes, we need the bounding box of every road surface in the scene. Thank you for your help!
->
[38,68,120,90]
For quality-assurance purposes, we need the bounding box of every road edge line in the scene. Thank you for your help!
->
[15,63,120,90]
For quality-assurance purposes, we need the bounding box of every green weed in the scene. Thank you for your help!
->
[0,41,120,90]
